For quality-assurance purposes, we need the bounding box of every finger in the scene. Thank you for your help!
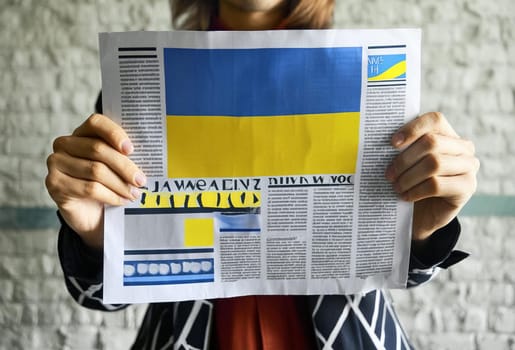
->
[392,154,480,194]
[399,172,477,203]
[73,113,134,155]
[46,165,130,207]
[391,112,459,149]
[48,152,141,201]
[53,136,146,187]
[385,134,476,181]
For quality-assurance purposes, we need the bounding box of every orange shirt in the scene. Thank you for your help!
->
[213,295,317,350]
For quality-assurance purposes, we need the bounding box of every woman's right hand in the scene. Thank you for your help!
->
[45,113,147,250]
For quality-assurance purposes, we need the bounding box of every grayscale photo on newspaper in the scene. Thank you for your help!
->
[100,28,421,304]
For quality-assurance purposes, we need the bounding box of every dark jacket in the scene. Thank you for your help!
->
[58,214,466,350]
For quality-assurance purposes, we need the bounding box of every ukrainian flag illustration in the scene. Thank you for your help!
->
[368,54,406,81]
[163,47,362,179]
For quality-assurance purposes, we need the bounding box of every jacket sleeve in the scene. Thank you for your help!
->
[57,212,129,311]
[407,217,468,288]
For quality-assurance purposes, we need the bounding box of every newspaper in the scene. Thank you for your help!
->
[100,29,420,304]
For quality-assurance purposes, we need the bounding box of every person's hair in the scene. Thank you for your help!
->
[170,0,334,30]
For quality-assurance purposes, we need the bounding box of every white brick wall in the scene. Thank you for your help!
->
[0,0,513,349]
[391,217,515,349]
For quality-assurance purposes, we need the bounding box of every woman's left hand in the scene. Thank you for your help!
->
[385,112,480,242]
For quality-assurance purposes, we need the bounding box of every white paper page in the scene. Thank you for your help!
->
[100,29,420,304]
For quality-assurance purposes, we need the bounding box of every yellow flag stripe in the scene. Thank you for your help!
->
[167,112,359,178]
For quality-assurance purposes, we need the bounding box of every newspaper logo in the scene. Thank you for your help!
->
[367,54,406,81]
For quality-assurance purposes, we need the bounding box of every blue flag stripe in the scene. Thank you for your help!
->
[164,47,362,116]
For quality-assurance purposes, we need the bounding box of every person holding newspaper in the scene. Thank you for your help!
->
[45,0,479,349]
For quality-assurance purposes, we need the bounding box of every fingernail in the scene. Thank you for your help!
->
[134,172,147,187]
[392,132,405,147]
[121,140,134,155]
[130,186,142,200]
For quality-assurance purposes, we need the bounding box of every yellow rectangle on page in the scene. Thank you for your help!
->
[167,112,359,179]
[184,218,214,247]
